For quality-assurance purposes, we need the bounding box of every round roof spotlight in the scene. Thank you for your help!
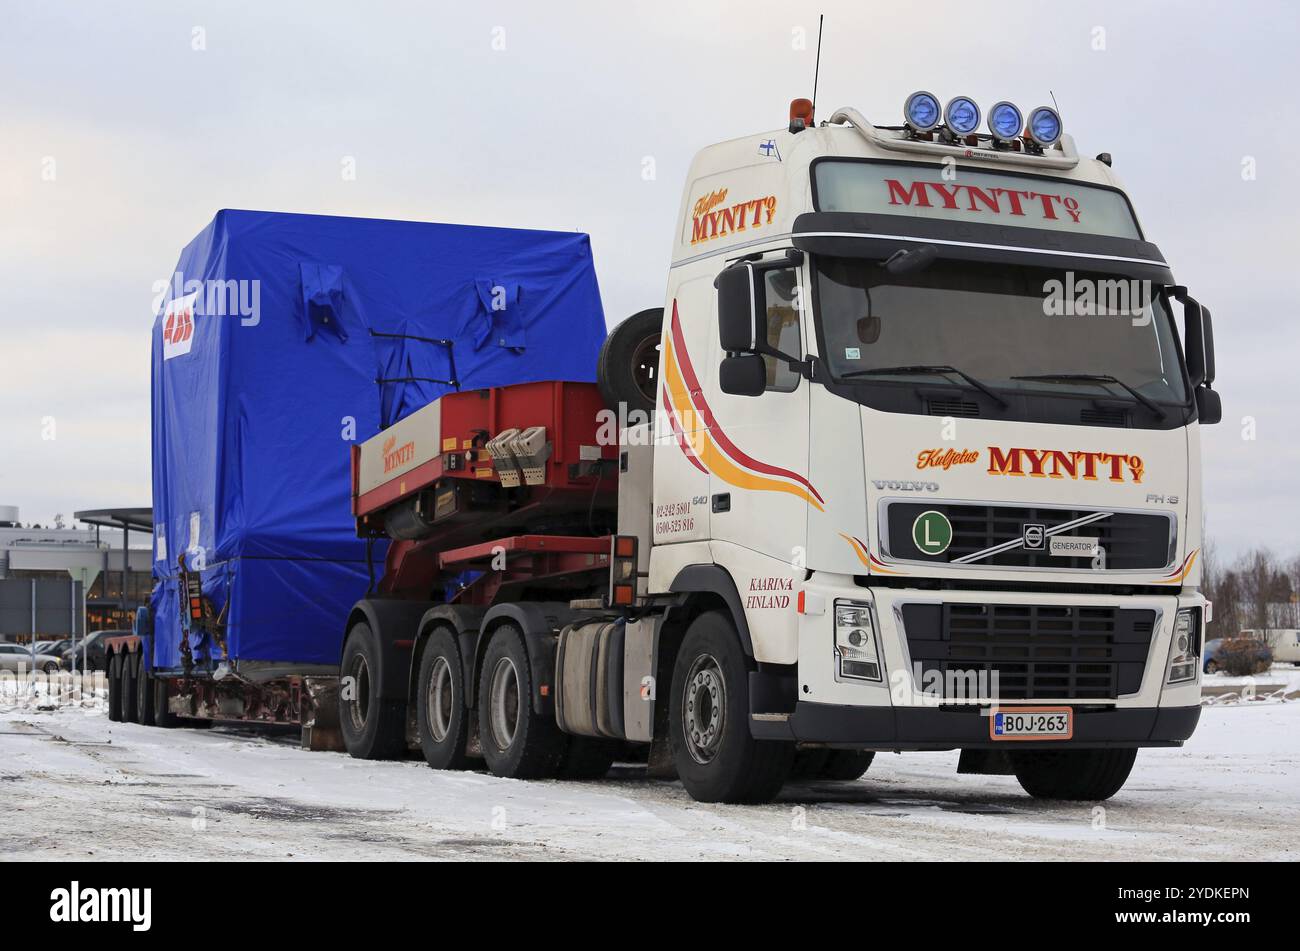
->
[944,96,981,137]
[987,101,1023,142]
[1026,106,1063,147]
[903,90,942,133]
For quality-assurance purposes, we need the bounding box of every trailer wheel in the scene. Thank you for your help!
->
[478,624,565,779]
[820,750,874,781]
[669,611,794,803]
[596,308,663,418]
[556,736,618,780]
[415,627,471,770]
[107,652,123,722]
[153,675,178,728]
[339,622,407,760]
[1009,747,1138,801]
[135,653,155,726]
[121,651,139,723]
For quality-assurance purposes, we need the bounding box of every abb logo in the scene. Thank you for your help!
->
[162,293,199,360]
[164,308,193,345]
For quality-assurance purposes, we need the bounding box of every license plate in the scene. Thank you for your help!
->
[990,706,1073,740]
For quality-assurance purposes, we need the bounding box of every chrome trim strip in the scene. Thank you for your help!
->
[669,231,1166,270]
[951,510,1113,564]
[876,497,1179,574]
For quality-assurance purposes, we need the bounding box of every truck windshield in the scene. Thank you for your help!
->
[814,257,1188,405]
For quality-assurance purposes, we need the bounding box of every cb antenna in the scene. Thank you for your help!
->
[811,14,825,123]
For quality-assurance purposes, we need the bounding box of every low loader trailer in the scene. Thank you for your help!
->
[116,92,1223,803]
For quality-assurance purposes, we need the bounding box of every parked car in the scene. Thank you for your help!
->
[60,629,129,671]
[39,638,72,658]
[1202,635,1273,675]
[0,643,63,674]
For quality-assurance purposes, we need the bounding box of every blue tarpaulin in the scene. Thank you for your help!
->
[149,209,606,671]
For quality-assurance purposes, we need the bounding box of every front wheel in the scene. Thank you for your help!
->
[669,611,794,803]
[1010,747,1138,801]
[821,750,875,781]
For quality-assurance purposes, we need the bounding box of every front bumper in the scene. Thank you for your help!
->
[753,701,1200,750]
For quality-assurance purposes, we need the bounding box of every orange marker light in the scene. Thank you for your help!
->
[790,97,814,127]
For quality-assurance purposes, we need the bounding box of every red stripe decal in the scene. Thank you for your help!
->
[668,301,825,503]
[661,381,708,473]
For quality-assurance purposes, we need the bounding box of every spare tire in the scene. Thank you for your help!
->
[596,308,663,419]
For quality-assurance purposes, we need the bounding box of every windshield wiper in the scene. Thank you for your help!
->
[841,364,1009,409]
[1010,373,1167,419]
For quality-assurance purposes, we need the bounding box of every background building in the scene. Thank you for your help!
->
[0,505,151,644]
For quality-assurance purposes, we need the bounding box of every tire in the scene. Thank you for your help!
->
[477,624,566,779]
[42,662,59,675]
[821,750,875,781]
[669,611,795,803]
[1010,747,1138,801]
[415,627,471,770]
[556,736,618,780]
[339,622,407,760]
[789,749,831,780]
[153,675,178,728]
[121,651,139,723]
[135,653,155,726]
[1205,659,1219,674]
[596,308,663,418]
[107,651,123,722]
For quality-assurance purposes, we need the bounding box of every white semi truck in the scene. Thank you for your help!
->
[340,93,1219,803]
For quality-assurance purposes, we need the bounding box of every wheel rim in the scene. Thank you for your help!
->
[425,655,455,743]
[345,654,371,734]
[628,334,660,406]
[682,653,726,765]
[488,656,521,752]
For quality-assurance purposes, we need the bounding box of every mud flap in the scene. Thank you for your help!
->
[957,748,1015,775]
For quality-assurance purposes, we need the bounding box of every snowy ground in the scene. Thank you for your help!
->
[1,682,1297,861]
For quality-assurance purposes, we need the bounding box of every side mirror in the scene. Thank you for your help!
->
[1173,288,1207,389]
[716,264,758,353]
[719,353,766,396]
[1172,288,1220,423]
[1195,386,1222,425]
[1201,306,1216,386]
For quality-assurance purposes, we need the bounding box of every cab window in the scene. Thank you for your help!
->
[761,267,802,392]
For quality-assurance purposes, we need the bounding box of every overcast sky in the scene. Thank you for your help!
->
[1,0,1297,559]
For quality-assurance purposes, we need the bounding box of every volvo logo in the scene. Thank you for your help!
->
[1022,523,1046,550]
[873,479,939,492]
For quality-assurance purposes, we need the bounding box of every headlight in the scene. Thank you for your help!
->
[1166,608,1201,684]
[834,599,883,682]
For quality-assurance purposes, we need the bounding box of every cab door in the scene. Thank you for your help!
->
[703,259,814,566]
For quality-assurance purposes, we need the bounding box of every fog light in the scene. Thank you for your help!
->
[835,599,882,682]
[1166,608,1201,685]
[988,101,1023,142]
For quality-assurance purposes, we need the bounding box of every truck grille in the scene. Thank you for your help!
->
[884,502,1173,569]
[900,602,1157,700]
